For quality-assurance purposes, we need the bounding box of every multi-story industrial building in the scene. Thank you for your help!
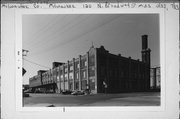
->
[150,67,161,90]
[29,35,151,94]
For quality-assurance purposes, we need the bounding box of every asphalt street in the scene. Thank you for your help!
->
[24,92,160,107]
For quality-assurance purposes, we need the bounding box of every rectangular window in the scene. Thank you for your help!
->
[77,73,79,79]
[89,55,95,66]
[89,67,95,77]
[70,66,73,71]
[69,73,73,79]
[89,79,95,90]
[83,71,86,78]
[75,82,79,90]
[65,74,68,80]
[82,80,87,90]
[77,64,80,68]
[60,70,63,74]
[65,68,68,73]
[69,82,73,90]
[54,73,56,78]
[85,61,87,66]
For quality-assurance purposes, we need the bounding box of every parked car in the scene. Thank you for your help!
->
[34,89,44,93]
[23,92,30,97]
[45,90,54,94]
[62,90,72,95]
[24,89,33,93]
[71,90,85,95]
[83,89,91,95]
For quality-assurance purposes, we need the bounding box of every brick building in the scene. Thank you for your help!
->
[150,67,160,90]
[29,35,151,94]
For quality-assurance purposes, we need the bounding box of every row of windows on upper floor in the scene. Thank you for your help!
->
[33,72,93,86]
[40,62,94,78]
[42,63,95,77]
[30,67,96,84]
[31,55,96,80]
[29,54,96,85]
[49,55,95,73]
[63,60,94,71]
[41,68,95,82]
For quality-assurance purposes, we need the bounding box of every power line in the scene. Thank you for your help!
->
[30,15,87,55]
[28,15,67,49]
[31,15,120,56]
[23,58,51,69]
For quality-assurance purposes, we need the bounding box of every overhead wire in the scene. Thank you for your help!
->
[50,15,120,50]
[30,15,87,55]
[29,15,67,47]
[31,15,120,56]
[23,58,51,69]
[24,15,65,50]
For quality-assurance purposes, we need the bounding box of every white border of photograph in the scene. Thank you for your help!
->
[2,2,179,119]
[15,8,165,112]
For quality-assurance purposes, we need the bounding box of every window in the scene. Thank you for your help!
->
[70,66,73,71]
[83,71,86,78]
[69,73,73,79]
[57,76,60,81]
[89,67,95,77]
[60,70,63,74]
[85,61,87,66]
[76,73,79,79]
[65,74,68,80]
[65,68,68,73]
[60,75,63,79]
[89,55,95,66]
[75,82,79,90]
[54,73,56,78]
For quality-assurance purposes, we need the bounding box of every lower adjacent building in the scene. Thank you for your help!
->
[150,67,161,90]
[29,35,151,94]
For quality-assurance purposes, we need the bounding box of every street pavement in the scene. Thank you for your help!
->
[24,92,160,107]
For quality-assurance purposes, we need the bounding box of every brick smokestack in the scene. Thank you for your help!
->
[142,35,148,50]
[141,35,151,91]
[141,35,151,65]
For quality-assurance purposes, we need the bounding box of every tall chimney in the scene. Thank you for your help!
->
[142,35,148,50]
[141,35,151,65]
[141,35,151,91]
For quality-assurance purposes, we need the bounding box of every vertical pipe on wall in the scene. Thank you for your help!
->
[94,49,97,93]
[58,66,61,93]
[86,52,89,90]
[79,55,81,90]
[62,65,65,91]
[73,58,75,91]
[67,60,70,90]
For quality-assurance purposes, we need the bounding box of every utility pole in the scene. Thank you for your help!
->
[22,49,29,76]
[22,49,29,107]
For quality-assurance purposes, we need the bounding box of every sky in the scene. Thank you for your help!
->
[22,14,159,84]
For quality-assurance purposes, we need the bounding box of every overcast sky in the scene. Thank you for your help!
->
[22,14,159,84]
